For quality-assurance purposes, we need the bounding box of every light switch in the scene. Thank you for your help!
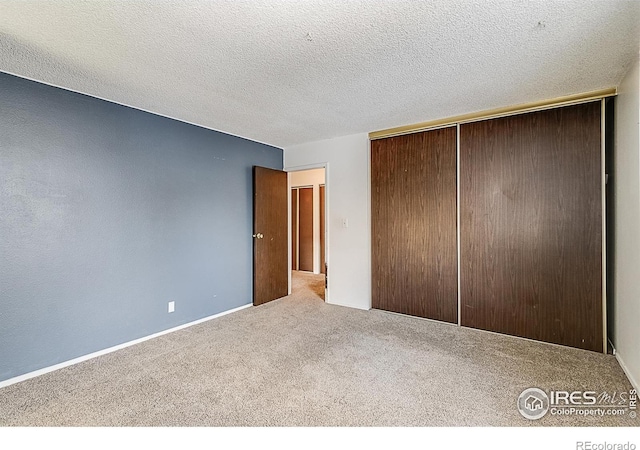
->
[342,218,348,228]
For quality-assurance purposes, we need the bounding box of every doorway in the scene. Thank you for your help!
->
[288,167,326,301]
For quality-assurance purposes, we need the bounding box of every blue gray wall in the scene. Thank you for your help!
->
[0,72,282,382]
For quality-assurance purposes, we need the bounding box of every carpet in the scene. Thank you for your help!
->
[0,271,635,426]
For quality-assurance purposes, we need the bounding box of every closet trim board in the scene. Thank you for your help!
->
[369,88,616,140]
[456,123,462,326]
[601,99,607,354]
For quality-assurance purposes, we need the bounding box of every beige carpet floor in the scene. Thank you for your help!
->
[0,271,636,427]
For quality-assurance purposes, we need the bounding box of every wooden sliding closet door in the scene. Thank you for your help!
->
[460,102,602,352]
[291,188,298,270]
[371,127,458,323]
[320,185,326,274]
[298,187,314,272]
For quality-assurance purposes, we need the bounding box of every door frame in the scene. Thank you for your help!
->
[285,162,329,303]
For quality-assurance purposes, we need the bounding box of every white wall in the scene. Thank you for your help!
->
[285,133,370,310]
[614,53,640,390]
[289,168,325,274]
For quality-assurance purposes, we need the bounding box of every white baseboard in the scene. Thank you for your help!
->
[326,298,369,311]
[0,303,252,389]
[616,352,640,392]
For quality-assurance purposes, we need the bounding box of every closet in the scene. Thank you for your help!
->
[291,187,314,272]
[371,100,605,352]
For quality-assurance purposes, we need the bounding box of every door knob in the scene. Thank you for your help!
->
[252,233,264,239]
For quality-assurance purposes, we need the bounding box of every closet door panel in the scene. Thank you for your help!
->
[298,187,314,272]
[459,102,602,351]
[371,127,458,323]
[291,188,298,270]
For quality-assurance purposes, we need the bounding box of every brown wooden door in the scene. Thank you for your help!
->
[298,187,314,272]
[253,166,288,306]
[459,102,602,352]
[320,185,326,274]
[371,127,458,323]
[291,188,298,270]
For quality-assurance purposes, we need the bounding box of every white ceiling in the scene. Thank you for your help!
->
[0,1,638,148]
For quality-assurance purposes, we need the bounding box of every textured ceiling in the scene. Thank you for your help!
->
[0,1,639,148]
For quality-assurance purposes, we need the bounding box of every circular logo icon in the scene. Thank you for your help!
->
[517,388,550,420]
